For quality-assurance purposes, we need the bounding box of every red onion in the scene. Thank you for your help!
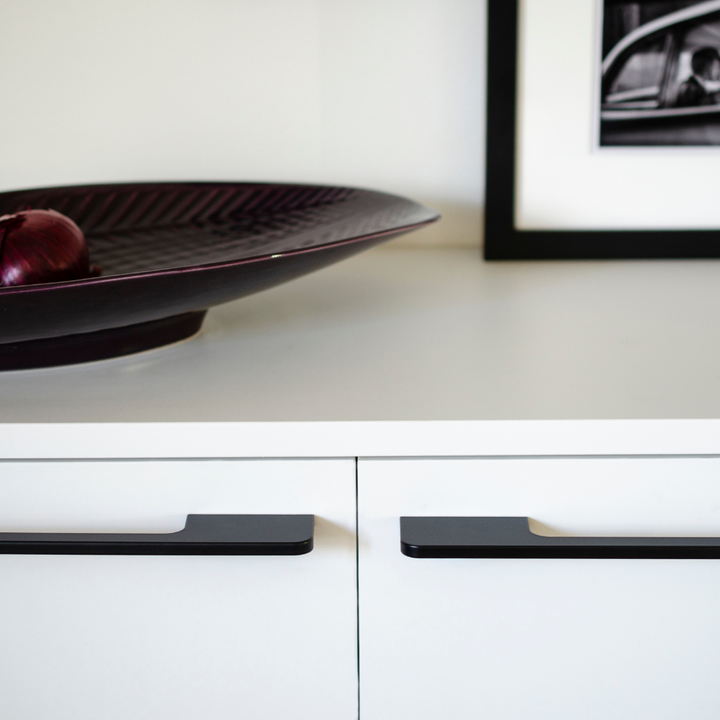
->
[0,209,100,287]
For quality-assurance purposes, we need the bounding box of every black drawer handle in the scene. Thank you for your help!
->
[0,514,314,556]
[400,516,720,559]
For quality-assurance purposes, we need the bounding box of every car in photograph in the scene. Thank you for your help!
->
[601,0,720,145]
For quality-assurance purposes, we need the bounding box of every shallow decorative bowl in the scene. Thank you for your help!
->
[0,182,439,369]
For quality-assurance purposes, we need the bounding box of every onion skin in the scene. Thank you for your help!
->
[0,209,100,287]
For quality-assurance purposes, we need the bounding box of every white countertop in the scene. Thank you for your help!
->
[3,244,720,424]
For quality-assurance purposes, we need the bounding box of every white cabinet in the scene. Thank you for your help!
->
[358,457,720,720]
[6,422,720,719]
[0,459,357,720]
[1,240,720,719]
[4,243,720,717]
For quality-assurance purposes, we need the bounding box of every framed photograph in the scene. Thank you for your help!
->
[485,0,720,259]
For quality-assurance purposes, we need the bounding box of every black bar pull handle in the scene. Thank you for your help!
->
[0,514,314,556]
[400,516,720,559]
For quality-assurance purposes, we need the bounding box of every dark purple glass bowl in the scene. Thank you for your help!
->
[0,182,439,370]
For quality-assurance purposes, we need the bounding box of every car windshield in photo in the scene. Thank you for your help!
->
[600,0,720,145]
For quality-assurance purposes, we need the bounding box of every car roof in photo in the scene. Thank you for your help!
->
[603,0,720,74]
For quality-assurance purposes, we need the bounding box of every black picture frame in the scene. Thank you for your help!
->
[484,0,720,260]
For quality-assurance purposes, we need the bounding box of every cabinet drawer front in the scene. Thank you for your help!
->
[0,459,357,720]
[358,457,720,720]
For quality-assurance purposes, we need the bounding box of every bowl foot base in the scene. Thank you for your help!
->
[0,311,207,371]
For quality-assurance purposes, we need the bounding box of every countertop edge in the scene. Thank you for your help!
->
[2,419,720,459]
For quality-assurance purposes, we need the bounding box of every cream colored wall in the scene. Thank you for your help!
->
[0,0,485,246]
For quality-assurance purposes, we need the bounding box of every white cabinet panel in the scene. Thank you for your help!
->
[358,457,720,720]
[0,459,357,720]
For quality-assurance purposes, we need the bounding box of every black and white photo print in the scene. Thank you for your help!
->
[601,0,720,145]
